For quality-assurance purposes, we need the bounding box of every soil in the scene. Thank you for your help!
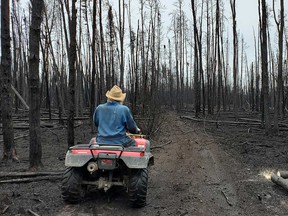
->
[1,110,288,216]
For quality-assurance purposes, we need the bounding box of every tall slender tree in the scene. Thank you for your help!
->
[1,0,18,161]
[90,0,97,122]
[273,0,284,132]
[67,0,77,147]
[191,0,201,117]
[259,0,271,133]
[28,0,44,169]
[230,0,239,119]
[119,0,125,88]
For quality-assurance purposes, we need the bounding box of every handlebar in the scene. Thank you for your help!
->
[126,132,146,139]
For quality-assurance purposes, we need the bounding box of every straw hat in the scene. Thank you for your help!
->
[106,85,126,102]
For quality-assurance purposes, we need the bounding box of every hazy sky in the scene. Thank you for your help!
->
[9,0,286,63]
[121,0,263,61]
[159,0,262,61]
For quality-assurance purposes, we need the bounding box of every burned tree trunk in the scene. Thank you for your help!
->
[28,0,44,169]
[90,0,97,122]
[0,0,18,161]
[67,0,77,147]
[259,0,271,133]
[273,0,284,132]
[230,0,239,119]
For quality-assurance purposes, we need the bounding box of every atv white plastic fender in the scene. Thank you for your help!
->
[65,143,154,169]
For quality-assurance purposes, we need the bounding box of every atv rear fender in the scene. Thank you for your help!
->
[65,141,153,169]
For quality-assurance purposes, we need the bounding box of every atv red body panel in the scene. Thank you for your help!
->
[65,138,154,169]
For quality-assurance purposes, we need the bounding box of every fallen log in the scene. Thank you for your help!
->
[13,116,90,121]
[277,171,288,179]
[271,174,288,191]
[0,171,63,178]
[0,132,29,143]
[0,175,61,184]
[180,116,260,126]
[11,84,29,110]
[181,115,288,129]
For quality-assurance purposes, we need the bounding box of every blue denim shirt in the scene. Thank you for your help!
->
[93,101,138,145]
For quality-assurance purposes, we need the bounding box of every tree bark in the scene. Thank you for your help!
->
[259,0,271,133]
[90,0,97,126]
[1,0,18,161]
[230,0,239,120]
[273,0,284,132]
[271,174,288,191]
[29,0,44,169]
[67,0,77,147]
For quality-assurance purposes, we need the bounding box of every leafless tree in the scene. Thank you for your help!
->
[230,0,239,119]
[28,0,44,169]
[67,0,77,147]
[273,0,285,132]
[0,0,18,161]
[259,0,271,133]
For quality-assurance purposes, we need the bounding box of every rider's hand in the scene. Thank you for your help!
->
[137,128,141,134]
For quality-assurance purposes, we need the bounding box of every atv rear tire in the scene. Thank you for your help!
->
[61,167,85,203]
[128,168,148,207]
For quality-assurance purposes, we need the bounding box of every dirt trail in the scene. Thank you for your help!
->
[57,111,243,216]
[145,112,243,216]
[2,111,285,216]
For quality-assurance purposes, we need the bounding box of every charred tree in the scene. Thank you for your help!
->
[98,0,105,102]
[119,0,125,88]
[230,0,239,119]
[216,0,222,113]
[67,0,77,147]
[28,0,44,169]
[90,0,97,122]
[259,0,271,133]
[191,0,201,117]
[273,0,284,132]
[0,0,18,161]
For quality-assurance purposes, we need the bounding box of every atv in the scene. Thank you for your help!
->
[61,134,154,207]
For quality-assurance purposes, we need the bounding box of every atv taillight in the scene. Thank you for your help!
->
[71,149,90,155]
[100,159,113,165]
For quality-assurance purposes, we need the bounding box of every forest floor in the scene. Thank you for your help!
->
[1,109,288,216]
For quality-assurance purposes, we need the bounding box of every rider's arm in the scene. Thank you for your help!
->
[123,107,138,134]
[93,107,99,128]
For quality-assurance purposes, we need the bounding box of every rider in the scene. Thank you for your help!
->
[93,85,140,147]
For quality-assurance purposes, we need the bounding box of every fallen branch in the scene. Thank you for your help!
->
[151,140,172,150]
[0,131,29,143]
[182,115,288,129]
[0,175,62,184]
[74,121,83,128]
[0,171,63,178]
[0,122,55,129]
[221,190,233,206]
[2,205,9,214]
[277,171,288,179]
[11,84,29,110]
[180,116,260,126]
[13,116,90,121]
[271,174,288,191]
[27,209,40,216]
